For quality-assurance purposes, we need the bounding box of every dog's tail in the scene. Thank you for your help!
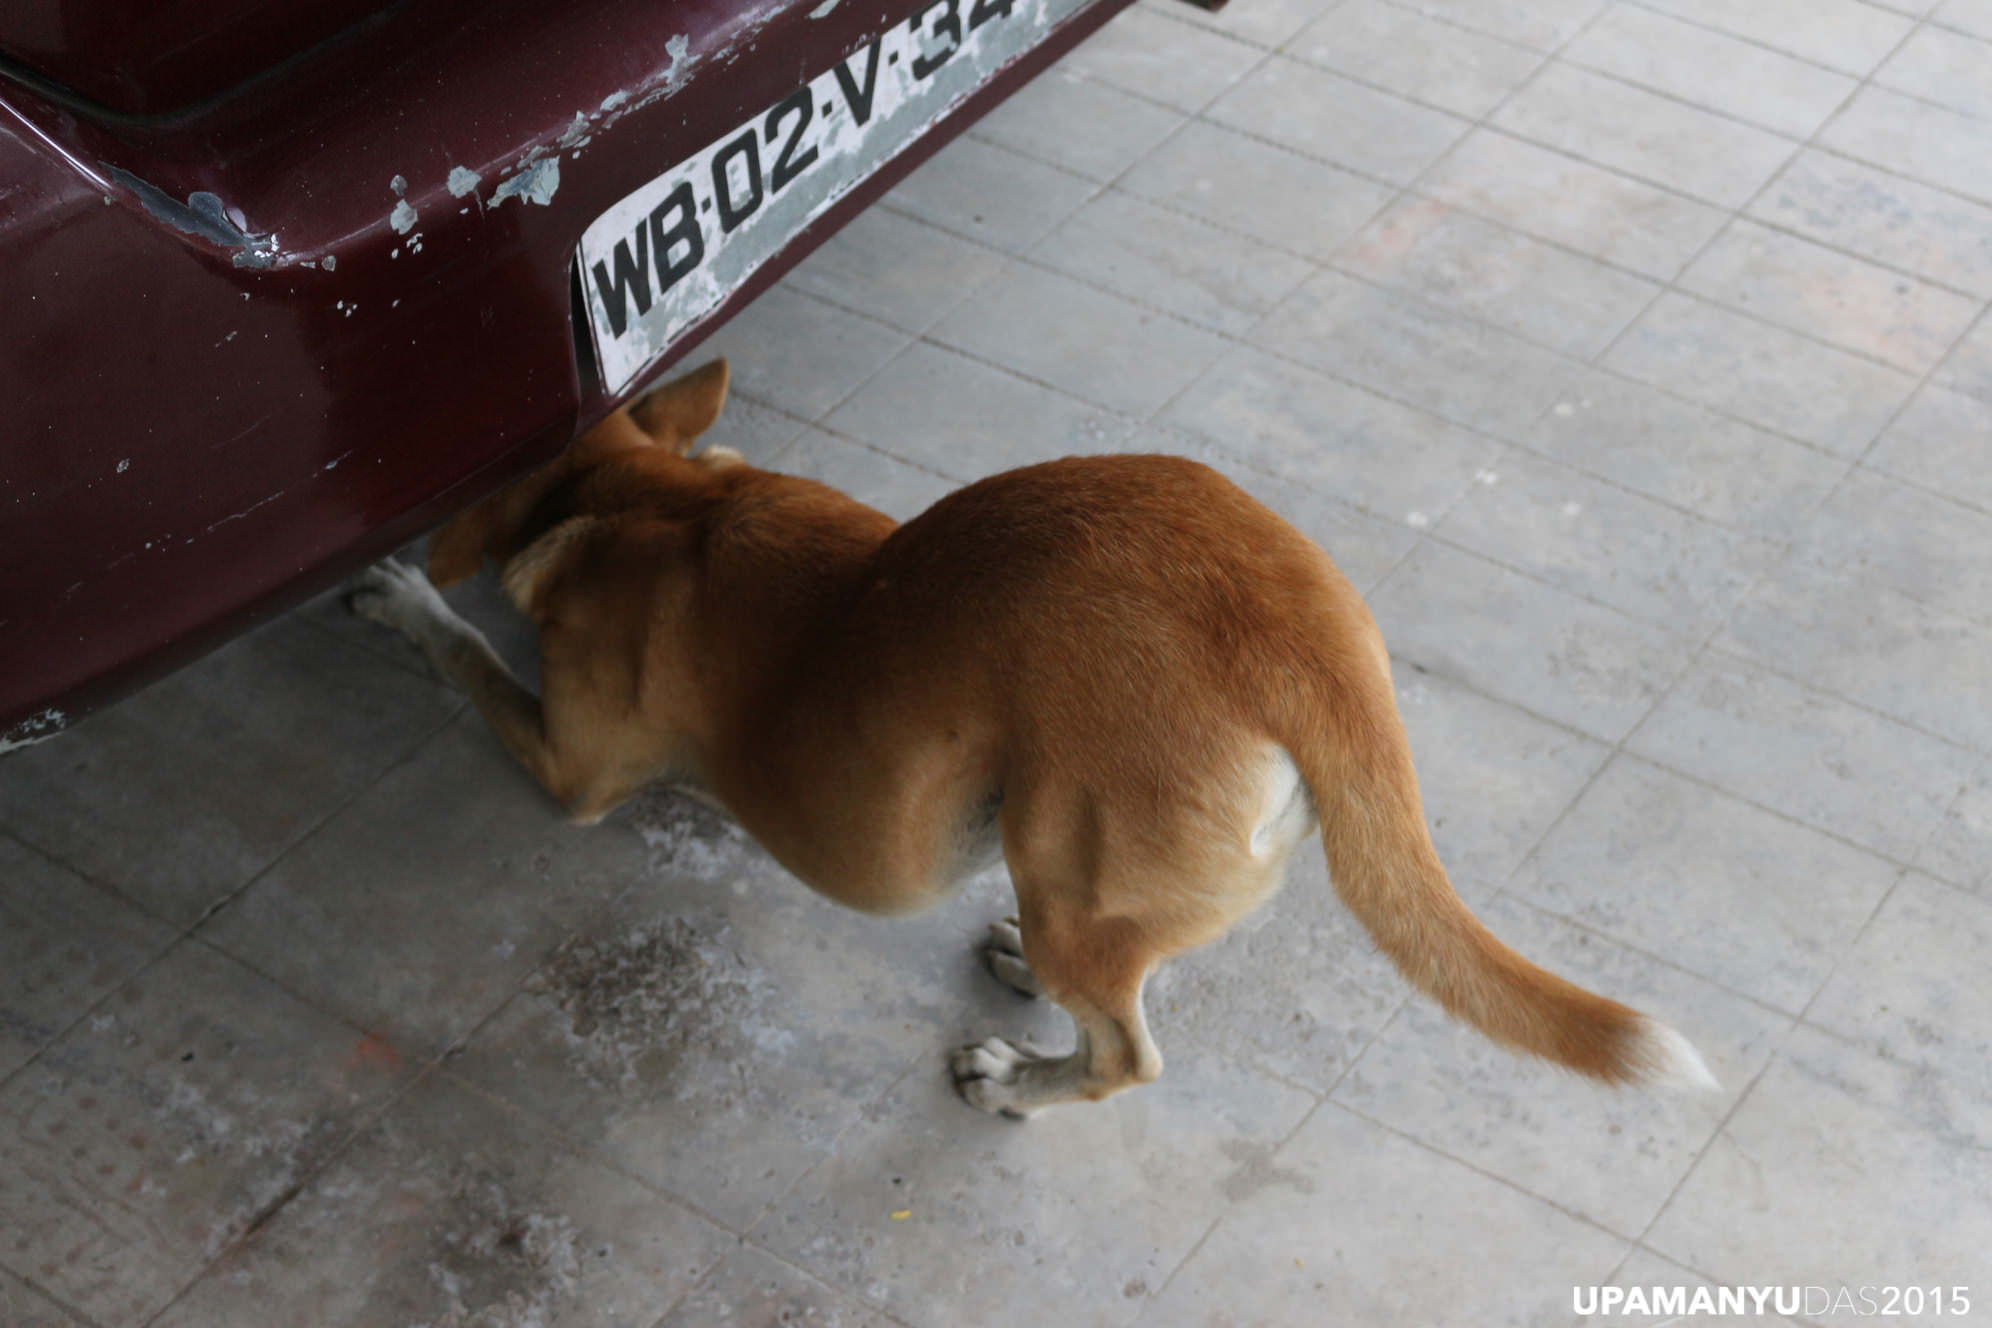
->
[1288,672,1716,1090]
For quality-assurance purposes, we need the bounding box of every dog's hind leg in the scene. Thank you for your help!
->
[953,911,1163,1117]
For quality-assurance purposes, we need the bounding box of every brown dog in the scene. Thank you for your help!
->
[348,359,1713,1115]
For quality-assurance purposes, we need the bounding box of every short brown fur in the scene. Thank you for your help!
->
[351,360,1709,1113]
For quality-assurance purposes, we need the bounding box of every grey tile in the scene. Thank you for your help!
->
[1140,1106,1626,1327]
[153,1073,731,1328]
[1810,875,1992,1100]
[1874,23,1992,118]
[1935,310,1992,400]
[971,69,1184,182]
[1869,385,1992,512]
[1035,191,1316,335]
[450,790,992,1231]
[772,429,956,522]
[1510,757,1902,1012]
[1645,1025,1992,1296]
[1635,0,1914,74]
[1289,0,1545,119]
[1602,293,1918,455]
[1921,759,1992,894]
[0,1270,88,1328]
[1420,130,1728,279]
[1678,220,1980,373]
[1747,150,1992,298]
[1337,198,1661,359]
[1368,542,1697,743]
[1564,6,1857,138]
[782,209,1007,335]
[1249,270,1586,438]
[699,390,811,466]
[1526,372,1848,539]
[758,1040,1315,1328]
[1629,657,1980,864]
[1794,468,1992,623]
[930,264,1230,416]
[658,1245,892,1328]
[1721,560,1992,753]
[884,137,1097,255]
[1821,85,1992,206]
[0,837,174,1082]
[1142,852,1408,1095]
[1435,453,1780,634]
[825,342,1134,482]
[1491,63,1795,209]
[1140,435,1424,595]
[1937,0,1992,37]
[1389,667,1611,888]
[0,618,459,926]
[1205,57,1471,186]
[693,287,910,420]
[200,715,650,1056]
[0,941,411,1328]
[1060,7,1263,113]
[1161,345,1501,524]
[1139,0,1343,53]
[1390,0,1607,50]
[1118,121,1396,263]
[1333,894,1788,1237]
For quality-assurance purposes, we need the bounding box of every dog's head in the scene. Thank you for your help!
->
[428,359,739,586]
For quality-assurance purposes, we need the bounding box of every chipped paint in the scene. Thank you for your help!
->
[390,174,408,196]
[810,0,840,15]
[556,112,590,150]
[389,198,418,233]
[446,165,482,198]
[0,709,67,755]
[664,33,691,88]
[106,165,278,268]
[322,254,336,272]
[600,90,629,112]
[116,459,130,474]
[492,157,560,207]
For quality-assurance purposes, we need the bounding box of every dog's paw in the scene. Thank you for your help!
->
[344,559,446,636]
[983,917,1043,998]
[950,1036,1034,1120]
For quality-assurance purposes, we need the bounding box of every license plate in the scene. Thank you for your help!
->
[577,0,1079,396]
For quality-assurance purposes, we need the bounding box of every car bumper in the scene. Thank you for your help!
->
[0,0,1135,746]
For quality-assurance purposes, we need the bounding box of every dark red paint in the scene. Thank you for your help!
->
[0,0,1136,742]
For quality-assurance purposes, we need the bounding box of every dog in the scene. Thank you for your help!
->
[347,359,1714,1116]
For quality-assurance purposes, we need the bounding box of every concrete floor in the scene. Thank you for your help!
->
[5,1,1992,1324]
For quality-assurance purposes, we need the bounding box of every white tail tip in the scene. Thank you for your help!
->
[1631,1019,1720,1093]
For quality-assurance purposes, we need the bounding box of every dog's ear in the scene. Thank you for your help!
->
[629,358,730,454]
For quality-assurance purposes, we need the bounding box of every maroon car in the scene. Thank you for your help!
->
[0,0,1171,749]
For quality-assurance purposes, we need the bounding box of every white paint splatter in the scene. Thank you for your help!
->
[116,459,130,474]
[0,708,67,754]
[492,157,561,207]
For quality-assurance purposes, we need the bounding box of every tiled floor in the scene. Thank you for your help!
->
[6,1,1992,1324]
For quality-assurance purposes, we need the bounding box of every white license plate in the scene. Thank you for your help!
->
[577,0,1078,396]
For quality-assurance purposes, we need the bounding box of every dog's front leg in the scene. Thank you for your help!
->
[346,560,582,813]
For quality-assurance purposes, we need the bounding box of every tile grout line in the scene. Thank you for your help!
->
[0,697,467,1104]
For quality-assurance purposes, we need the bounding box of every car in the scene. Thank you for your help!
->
[0,0,1201,750]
